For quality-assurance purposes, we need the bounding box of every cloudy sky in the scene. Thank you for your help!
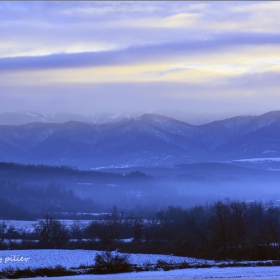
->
[1,1,280,116]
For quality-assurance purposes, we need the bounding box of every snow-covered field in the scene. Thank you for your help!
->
[57,266,280,279]
[0,249,212,270]
[1,250,280,279]
[0,220,92,233]
[1,220,38,233]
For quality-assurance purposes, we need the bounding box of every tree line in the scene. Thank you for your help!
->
[1,199,280,261]
[0,162,150,183]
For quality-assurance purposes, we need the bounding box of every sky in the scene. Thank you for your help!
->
[1,1,280,117]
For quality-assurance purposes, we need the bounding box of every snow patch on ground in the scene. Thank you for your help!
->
[1,220,37,233]
[232,157,280,162]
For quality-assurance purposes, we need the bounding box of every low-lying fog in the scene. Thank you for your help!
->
[1,161,280,219]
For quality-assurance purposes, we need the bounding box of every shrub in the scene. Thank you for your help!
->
[155,259,176,271]
[92,251,133,274]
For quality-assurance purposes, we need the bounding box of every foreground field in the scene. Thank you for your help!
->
[57,266,280,279]
[1,250,280,279]
[0,249,212,270]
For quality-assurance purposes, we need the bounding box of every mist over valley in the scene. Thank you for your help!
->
[1,111,280,219]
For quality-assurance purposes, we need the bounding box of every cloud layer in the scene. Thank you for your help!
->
[1,1,280,116]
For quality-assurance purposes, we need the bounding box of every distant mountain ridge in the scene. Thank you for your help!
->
[0,111,138,125]
[0,111,280,169]
[0,110,256,126]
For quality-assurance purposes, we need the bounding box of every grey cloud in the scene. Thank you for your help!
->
[0,2,176,25]
[1,32,280,72]
[0,2,198,22]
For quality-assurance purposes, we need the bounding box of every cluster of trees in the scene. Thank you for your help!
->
[153,199,280,260]
[82,200,280,260]
[1,199,280,261]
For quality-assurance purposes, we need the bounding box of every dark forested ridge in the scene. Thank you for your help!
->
[0,161,150,183]
[0,162,153,219]
[0,181,97,219]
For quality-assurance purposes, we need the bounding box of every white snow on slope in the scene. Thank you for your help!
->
[232,157,280,162]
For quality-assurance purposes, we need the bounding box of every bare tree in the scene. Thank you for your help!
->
[0,221,7,246]
[37,215,70,248]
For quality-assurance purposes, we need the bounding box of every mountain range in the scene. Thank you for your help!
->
[0,110,252,126]
[0,111,280,169]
